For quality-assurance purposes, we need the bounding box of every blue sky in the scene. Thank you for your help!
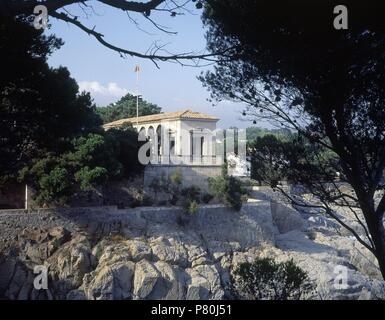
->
[46,2,250,129]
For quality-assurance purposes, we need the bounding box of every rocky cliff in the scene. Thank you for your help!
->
[0,202,384,300]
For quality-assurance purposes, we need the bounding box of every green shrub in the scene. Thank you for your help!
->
[128,191,153,208]
[35,165,71,205]
[169,169,183,185]
[181,185,201,214]
[230,257,315,300]
[75,166,108,191]
[149,174,203,212]
[208,164,247,211]
[168,169,183,204]
[19,130,143,206]
[183,199,199,215]
[149,170,183,205]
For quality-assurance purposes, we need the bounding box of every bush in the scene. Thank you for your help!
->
[19,129,143,206]
[35,165,71,205]
[104,125,145,178]
[208,164,247,211]
[75,166,108,191]
[148,173,204,212]
[149,170,183,205]
[168,169,183,205]
[183,199,199,215]
[169,169,183,185]
[181,185,201,214]
[127,189,153,208]
[230,257,315,300]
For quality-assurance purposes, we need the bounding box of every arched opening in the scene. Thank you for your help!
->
[156,125,162,163]
[147,126,155,140]
[147,126,155,163]
[138,127,146,140]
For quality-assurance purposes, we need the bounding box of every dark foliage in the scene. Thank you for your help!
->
[0,15,101,185]
[208,164,247,211]
[19,127,144,206]
[0,16,144,205]
[230,257,315,300]
[249,134,339,187]
[201,0,385,279]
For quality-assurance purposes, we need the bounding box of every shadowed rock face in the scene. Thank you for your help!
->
[0,202,384,300]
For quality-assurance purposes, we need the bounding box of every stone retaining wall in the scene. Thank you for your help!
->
[0,202,271,243]
[144,164,222,190]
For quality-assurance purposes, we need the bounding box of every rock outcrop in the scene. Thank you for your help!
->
[0,201,384,300]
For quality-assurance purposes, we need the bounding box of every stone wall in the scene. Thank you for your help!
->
[0,203,269,243]
[0,206,119,242]
[144,164,222,190]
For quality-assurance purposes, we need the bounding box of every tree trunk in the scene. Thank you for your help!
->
[367,217,385,280]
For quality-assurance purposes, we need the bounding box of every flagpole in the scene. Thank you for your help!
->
[135,65,140,126]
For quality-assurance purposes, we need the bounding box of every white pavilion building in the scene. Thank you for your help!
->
[104,109,222,166]
[104,109,250,187]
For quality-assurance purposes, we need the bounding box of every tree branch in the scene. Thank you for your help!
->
[275,185,376,255]
[97,0,165,13]
[2,0,223,66]
[50,10,225,67]
[1,0,167,15]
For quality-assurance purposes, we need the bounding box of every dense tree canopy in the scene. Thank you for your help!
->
[201,0,385,279]
[0,14,101,185]
[1,15,144,205]
[97,93,161,124]
[248,134,287,186]
[20,126,143,205]
[248,134,339,187]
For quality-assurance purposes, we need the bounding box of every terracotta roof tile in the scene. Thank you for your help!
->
[103,109,218,129]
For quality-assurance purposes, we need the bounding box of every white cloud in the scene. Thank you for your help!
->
[78,81,130,105]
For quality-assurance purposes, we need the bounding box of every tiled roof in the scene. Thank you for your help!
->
[103,109,218,129]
